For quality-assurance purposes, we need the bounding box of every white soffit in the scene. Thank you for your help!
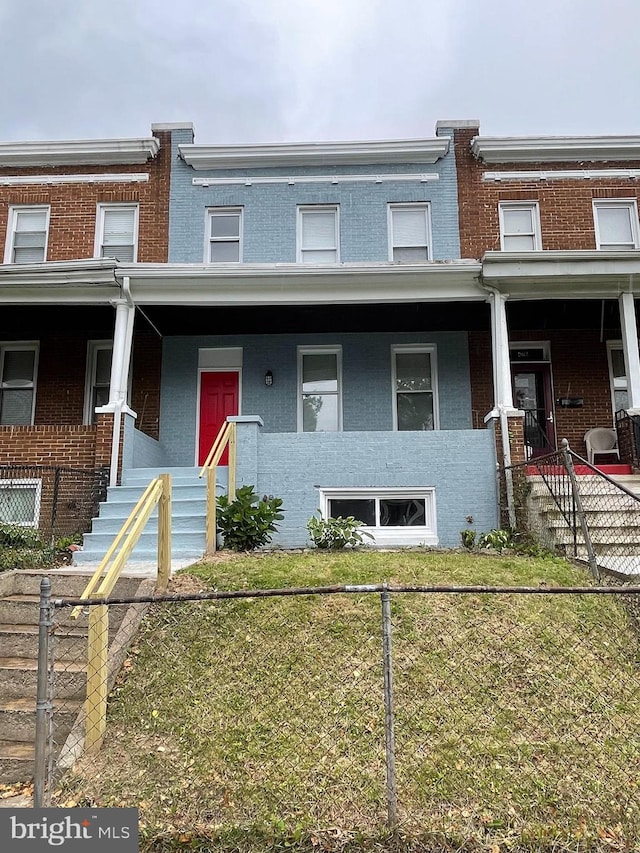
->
[0,173,150,186]
[472,136,640,164]
[483,169,640,182]
[193,173,439,187]
[179,138,450,169]
[0,138,160,167]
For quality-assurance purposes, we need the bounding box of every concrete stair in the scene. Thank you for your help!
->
[527,473,640,576]
[74,466,227,565]
[0,570,144,785]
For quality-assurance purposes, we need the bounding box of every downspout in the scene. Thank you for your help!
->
[479,276,517,529]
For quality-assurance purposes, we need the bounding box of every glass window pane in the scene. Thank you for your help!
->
[13,231,46,248]
[302,354,337,393]
[393,246,428,262]
[15,210,47,232]
[301,248,337,263]
[392,208,427,246]
[302,394,338,431]
[2,350,35,385]
[210,241,240,262]
[211,214,240,239]
[614,389,629,411]
[503,234,536,251]
[0,485,36,524]
[397,392,434,430]
[380,499,426,526]
[301,211,336,249]
[329,499,375,526]
[94,349,112,385]
[611,349,626,382]
[598,207,633,244]
[0,389,33,425]
[503,208,534,234]
[101,244,134,262]
[396,352,431,392]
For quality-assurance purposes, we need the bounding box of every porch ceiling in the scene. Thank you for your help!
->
[482,250,640,299]
[120,261,485,306]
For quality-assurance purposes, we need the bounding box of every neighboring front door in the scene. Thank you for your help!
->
[198,371,239,466]
[513,365,556,457]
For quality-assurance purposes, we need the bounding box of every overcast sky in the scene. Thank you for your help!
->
[1,0,638,144]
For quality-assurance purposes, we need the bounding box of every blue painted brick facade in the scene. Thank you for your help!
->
[167,127,461,263]
[159,332,473,466]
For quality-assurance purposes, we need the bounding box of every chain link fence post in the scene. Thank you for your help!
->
[380,586,397,828]
[34,576,53,808]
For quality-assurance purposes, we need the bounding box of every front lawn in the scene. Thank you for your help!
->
[59,551,640,852]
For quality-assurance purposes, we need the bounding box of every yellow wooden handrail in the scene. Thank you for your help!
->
[198,420,237,554]
[79,472,172,753]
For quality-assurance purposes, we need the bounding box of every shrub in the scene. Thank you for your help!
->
[0,523,42,549]
[307,513,374,549]
[478,528,513,553]
[460,529,477,550]
[217,486,284,551]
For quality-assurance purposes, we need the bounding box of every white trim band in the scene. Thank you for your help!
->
[0,173,150,186]
[484,169,640,182]
[192,173,439,187]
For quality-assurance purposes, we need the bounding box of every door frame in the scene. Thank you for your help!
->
[194,367,242,466]
[510,341,556,456]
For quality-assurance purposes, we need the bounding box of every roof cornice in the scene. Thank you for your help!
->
[0,259,120,303]
[471,135,640,164]
[0,138,160,167]
[179,138,449,170]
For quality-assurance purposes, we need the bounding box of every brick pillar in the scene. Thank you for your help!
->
[94,413,121,482]
[227,416,263,489]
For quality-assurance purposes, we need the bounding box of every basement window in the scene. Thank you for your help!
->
[319,488,437,546]
[0,479,42,527]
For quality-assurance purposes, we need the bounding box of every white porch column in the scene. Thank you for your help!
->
[108,298,135,406]
[489,290,515,411]
[619,292,640,412]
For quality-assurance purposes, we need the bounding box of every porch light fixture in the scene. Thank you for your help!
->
[264,370,274,387]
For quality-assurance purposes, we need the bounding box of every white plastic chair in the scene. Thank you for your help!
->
[584,428,619,465]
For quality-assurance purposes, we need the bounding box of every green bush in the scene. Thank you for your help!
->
[0,523,42,549]
[307,513,374,549]
[478,528,513,553]
[460,529,477,550]
[216,486,284,551]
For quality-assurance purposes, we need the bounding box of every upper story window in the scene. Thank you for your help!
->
[298,346,342,432]
[388,203,431,262]
[95,204,138,262]
[297,206,339,263]
[4,206,49,264]
[207,207,243,262]
[593,200,640,250]
[0,343,38,426]
[498,202,541,251]
[392,345,438,431]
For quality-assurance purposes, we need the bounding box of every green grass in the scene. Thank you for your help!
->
[59,551,640,852]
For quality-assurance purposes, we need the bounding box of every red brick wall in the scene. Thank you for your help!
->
[454,127,640,258]
[0,425,98,466]
[0,129,171,263]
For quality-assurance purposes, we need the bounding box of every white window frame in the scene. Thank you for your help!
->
[318,487,437,547]
[0,478,42,527]
[593,199,640,250]
[297,345,343,433]
[296,205,340,263]
[3,205,50,264]
[0,342,39,426]
[83,340,113,425]
[94,203,139,262]
[387,203,432,262]
[498,201,542,251]
[391,344,439,431]
[204,207,243,263]
[607,340,628,416]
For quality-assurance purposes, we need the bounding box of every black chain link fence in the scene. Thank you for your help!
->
[34,582,640,849]
[0,466,108,567]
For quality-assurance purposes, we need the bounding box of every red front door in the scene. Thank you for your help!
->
[198,371,239,466]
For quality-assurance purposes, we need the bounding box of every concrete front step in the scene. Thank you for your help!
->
[10,572,143,599]
[551,528,640,546]
[77,531,206,560]
[0,624,88,661]
[98,498,208,520]
[0,595,130,630]
[0,739,34,784]
[105,484,208,503]
[0,697,82,742]
[539,510,640,527]
[90,514,206,534]
[0,658,86,701]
